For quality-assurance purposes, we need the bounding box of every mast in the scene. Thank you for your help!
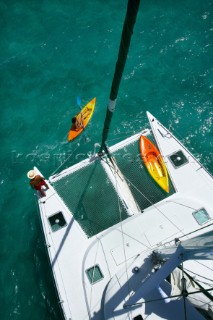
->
[100,0,140,153]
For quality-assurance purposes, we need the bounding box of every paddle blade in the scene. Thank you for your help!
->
[77,96,82,107]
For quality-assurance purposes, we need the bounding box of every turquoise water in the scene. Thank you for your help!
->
[0,1,212,319]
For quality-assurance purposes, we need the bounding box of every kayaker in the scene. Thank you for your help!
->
[27,170,49,197]
[72,114,85,129]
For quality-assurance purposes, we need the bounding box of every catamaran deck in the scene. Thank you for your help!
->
[50,129,175,238]
[36,113,213,320]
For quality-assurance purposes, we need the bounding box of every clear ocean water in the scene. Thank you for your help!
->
[0,1,212,319]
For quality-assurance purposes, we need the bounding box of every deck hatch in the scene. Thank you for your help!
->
[193,208,210,225]
[86,265,103,284]
[133,316,143,320]
[169,150,188,168]
[48,211,67,232]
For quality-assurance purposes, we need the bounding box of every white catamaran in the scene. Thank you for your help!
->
[32,1,213,319]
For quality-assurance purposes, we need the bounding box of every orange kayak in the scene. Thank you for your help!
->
[139,135,169,193]
[68,98,96,141]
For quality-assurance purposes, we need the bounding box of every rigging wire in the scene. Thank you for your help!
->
[162,222,213,247]
[183,267,213,284]
[124,288,213,308]
[50,135,83,177]
[178,266,213,302]
[106,128,141,144]
[195,260,213,274]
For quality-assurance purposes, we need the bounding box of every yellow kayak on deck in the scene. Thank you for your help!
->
[68,98,96,141]
[139,135,169,193]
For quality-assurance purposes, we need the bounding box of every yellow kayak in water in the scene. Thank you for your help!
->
[139,135,169,193]
[68,98,96,141]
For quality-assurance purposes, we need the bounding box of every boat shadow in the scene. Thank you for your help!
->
[51,217,75,268]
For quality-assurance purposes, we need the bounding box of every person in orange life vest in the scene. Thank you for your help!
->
[27,170,49,197]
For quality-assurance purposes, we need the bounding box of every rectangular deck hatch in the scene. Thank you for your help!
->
[169,150,188,168]
[86,265,103,284]
[48,211,67,232]
[193,208,210,225]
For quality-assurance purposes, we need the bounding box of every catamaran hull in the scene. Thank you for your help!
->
[36,112,213,320]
